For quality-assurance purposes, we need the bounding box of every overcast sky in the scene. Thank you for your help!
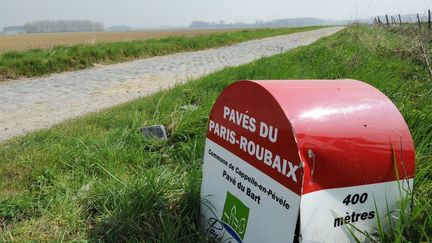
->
[1,0,432,29]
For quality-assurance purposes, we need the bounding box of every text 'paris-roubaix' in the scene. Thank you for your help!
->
[208,119,299,183]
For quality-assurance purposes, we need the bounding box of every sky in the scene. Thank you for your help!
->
[1,0,432,29]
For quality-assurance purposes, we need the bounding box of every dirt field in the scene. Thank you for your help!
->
[0,28,240,53]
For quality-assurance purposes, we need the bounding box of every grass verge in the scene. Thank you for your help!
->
[0,25,431,241]
[0,26,323,81]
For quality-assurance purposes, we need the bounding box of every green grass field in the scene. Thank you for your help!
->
[0,25,431,242]
[0,26,322,81]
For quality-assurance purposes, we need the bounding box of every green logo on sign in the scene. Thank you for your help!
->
[222,191,250,241]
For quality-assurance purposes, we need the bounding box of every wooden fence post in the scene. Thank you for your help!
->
[428,10,431,29]
[398,14,402,26]
[417,13,422,29]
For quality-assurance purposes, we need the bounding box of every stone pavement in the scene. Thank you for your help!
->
[0,27,344,142]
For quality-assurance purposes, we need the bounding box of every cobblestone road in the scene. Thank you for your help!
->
[0,27,344,142]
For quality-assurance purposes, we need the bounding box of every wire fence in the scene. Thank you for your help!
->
[371,10,432,76]
[373,10,432,30]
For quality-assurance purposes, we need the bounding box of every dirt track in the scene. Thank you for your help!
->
[0,27,344,142]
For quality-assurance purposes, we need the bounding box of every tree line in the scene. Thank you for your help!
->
[23,20,104,33]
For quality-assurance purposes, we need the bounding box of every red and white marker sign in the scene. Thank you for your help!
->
[200,80,415,242]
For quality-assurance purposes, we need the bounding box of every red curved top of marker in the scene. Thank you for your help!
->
[206,80,415,195]
[252,79,415,194]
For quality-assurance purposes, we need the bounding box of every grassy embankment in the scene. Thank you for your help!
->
[0,26,323,81]
[0,25,431,241]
